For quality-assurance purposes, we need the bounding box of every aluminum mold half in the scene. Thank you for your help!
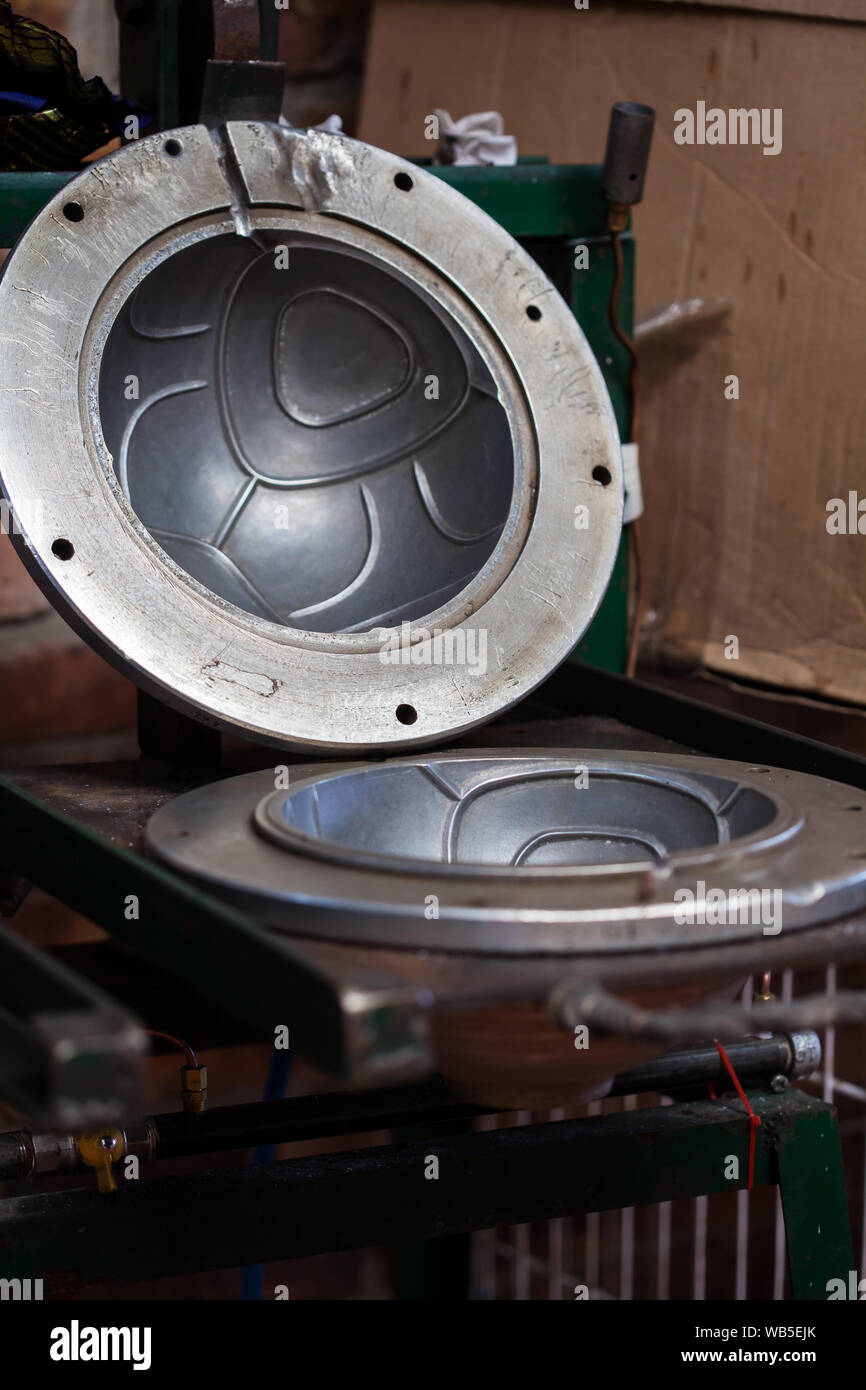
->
[0,124,622,753]
[145,751,866,954]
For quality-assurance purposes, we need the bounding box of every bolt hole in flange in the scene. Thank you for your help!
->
[395,704,418,725]
[526,305,542,321]
[51,538,75,560]
[63,201,84,222]
[164,138,182,157]
[393,171,414,191]
[592,465,613,486]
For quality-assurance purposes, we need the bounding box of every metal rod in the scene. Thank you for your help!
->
[153,1079,484,1160]
[604,1034,804,1096]
[0,1034,818,1179]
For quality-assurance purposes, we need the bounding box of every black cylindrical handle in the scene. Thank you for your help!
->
[601,101,656,206]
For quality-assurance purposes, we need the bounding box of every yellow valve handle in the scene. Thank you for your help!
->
[78,1127,125,1195]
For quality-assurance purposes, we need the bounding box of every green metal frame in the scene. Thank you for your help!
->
[0,774,390,1082]
[425,161,613,240]
[0,172,75,248]
[429,162,632,672]
[0,1087,851,1299]
[0,762,856,1299]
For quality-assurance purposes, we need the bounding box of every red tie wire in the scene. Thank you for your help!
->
[712,1040,762,1190]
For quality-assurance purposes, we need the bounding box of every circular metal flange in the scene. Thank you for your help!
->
[146,750,866,954]
[0,124,622,753]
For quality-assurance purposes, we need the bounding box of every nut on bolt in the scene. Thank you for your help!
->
[181,1065,207,1114]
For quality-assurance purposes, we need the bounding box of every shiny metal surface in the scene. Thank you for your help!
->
[789,1030,823,1078]
[146,750,866,954]
[0,123,622,753]
[98,230,513,632]
[253,752,781,871]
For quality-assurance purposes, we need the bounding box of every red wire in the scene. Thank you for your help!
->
[713,1040,762,1190]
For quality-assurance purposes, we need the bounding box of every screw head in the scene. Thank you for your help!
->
[770,1073,789,1093]
[98,1134,117,1151]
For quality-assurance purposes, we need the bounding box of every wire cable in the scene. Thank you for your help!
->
[144,1029,198,1068]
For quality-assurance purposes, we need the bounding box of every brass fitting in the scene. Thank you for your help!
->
[78,1126,125,1195]
[605,203,629,234]
[755,971,775,1004]
[181,1065,208,1114]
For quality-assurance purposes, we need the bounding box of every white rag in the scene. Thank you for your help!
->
[433,110,517,166]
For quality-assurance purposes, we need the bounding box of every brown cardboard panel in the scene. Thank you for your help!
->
[360,2,866,704]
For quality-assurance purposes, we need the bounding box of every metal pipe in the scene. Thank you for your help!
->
[605,1033,820,1097]
[0,1036,820,1180]
[601,100,656,209]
